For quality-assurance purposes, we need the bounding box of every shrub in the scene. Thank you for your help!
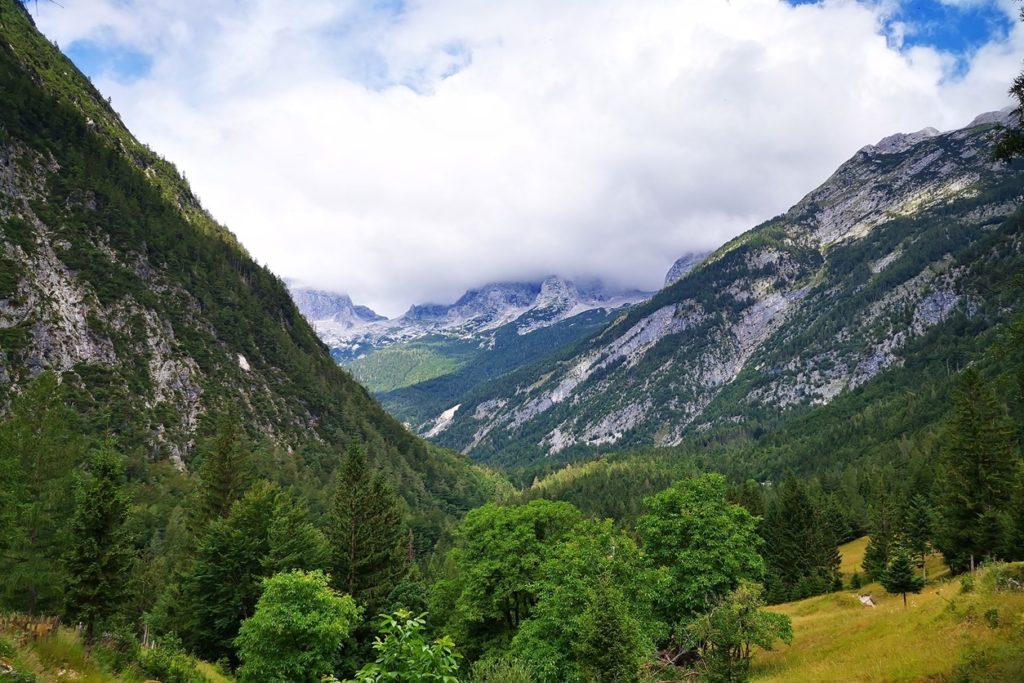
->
[235,570,360,683]
[137,637,207,683]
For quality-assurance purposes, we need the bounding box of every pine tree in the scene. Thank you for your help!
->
[902,494,935,580]
[186,481,328,663]
[326,443,408,615]
[0,373,85,614]
[881,551,924,607]
[197,412,253,520]
[62,443,132,641]
[762,478,840,602]
[935,369,1018,572]
[863,493,900,582]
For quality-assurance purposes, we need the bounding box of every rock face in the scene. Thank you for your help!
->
[425,112,1024,465]
[287,285,385,328]
[664,252,710,287]
[294,276,651,363]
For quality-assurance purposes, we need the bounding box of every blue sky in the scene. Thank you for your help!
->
[31,0,1024,315]
[66,39,152,83]
[788,0,1015,73]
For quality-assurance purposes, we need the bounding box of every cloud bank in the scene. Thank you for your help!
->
[33,0,1024,316]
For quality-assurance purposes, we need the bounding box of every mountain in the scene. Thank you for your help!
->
[0,1,497,519]
[664,251,709,287]
[421,110,1024,466]
[293,276,651,365]
[287,284,386,327]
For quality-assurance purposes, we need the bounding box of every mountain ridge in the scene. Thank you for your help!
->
[417,109,1024,465]
[291,275,651,364]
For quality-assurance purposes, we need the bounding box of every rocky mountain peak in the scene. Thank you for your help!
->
[535,276,581,310]
[288,284,385,328]
[665,252,710,287]
[967,106,1017,128]
[863,127,941,155]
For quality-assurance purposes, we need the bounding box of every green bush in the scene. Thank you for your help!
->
[137,639,207,683]
[235,570,360,683]
[92,628,140,674]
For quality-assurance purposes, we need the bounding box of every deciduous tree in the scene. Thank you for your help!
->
[638,474,764,622]
[236,570,360,683]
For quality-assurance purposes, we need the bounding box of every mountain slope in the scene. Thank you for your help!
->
[0,1,497,515]
[427,112,1024,465]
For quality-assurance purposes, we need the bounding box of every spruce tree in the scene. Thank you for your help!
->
[935,369,1018,572]
[863,493,900,582]
[902,494,935,580]
[197,412,254,520]
[62,443,132,641]
[881,551,924,607]
[186,481,328,662]
[0,373,85,614]
[762,478,840,601]
[326,443,407,615]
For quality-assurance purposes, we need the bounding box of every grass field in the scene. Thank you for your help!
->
[752,539,1024,682]
[0,627,233,683]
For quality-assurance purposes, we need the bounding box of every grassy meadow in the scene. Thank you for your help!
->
[753,538,1024,682]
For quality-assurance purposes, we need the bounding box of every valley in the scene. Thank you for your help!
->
[1,0,1023,681]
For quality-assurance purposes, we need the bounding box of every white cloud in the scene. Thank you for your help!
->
[33,0,1023,316]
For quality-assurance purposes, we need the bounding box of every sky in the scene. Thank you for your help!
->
[30,0,1024,317]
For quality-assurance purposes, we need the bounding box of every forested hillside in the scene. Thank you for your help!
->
[0,0,499,522]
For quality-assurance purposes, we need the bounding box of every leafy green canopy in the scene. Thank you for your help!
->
[638,474,765,623]
[429,500,581,659]
[685,581,793,683]
[510,519,666,682]
[235,570,361,683]
[342,610,461,683]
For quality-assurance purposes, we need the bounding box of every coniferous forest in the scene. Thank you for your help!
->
[2,0,1024,681]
